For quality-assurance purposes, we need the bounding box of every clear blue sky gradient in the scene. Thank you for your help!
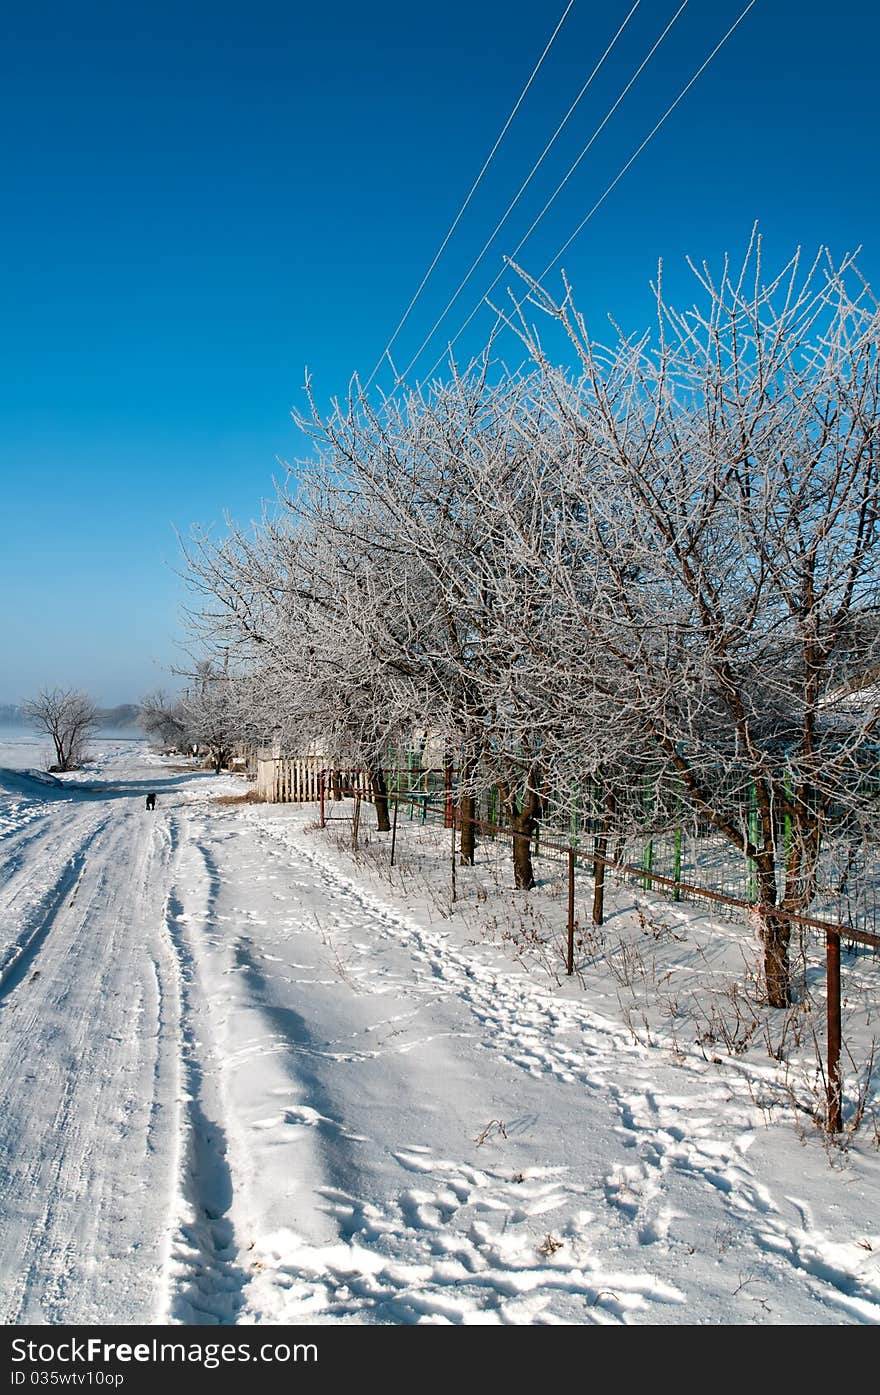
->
[2,0,878,703]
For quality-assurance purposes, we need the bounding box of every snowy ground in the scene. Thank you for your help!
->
[1,742,878,1326]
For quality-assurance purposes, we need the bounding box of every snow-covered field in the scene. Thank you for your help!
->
[1,743,878,1325]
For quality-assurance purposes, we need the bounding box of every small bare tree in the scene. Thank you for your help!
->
[139,689,189,750]
[22,688,99,771]
[177,662,245,774]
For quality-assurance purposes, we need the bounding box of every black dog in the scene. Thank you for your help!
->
[145,792,157,811]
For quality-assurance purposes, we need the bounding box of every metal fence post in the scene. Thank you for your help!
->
[673,781,682,901]
[748,780,759,900]
[390,792,399,868]
[567,847,575,976]
[826,928,843,1133]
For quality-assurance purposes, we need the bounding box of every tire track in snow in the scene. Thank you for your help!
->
[0,798,182,1323]
[160,814,249,1325]
[0,812,111,994]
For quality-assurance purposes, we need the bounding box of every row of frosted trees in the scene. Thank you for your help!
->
[140,662,262,775]
[185,238,880,1008]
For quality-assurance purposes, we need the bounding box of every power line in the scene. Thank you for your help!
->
[535,0,758,283]
[362,0,576,393]
[388,0,645,387]
[425,0,758,383]
[413,0,691,384]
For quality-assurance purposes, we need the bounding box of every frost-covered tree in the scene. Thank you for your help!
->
[184,507,423,829]
[292,365,570,885]
[181,232,880,1003]
[141,668,253,774]
[504,234,880,1005]
[177,663,246,774]
[139,689,188,750]
[22,688,99,771]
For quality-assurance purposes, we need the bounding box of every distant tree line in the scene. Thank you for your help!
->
[5,700,141,729]
[139,663,259,775]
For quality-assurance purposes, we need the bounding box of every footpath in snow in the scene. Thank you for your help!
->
[0,742,878,1325]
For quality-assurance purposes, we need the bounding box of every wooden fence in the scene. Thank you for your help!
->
[255,756,372,805]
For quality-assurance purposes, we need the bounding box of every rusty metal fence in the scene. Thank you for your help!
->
[379,755,880,941]
[315,763,880,1135]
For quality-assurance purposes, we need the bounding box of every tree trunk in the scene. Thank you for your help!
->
[370,767,391,832]
[782,799,821,921]
[772,811,822,1009]
[510,810,536,890]
[458,746,480,866]
[762,910,792,1009]
[501,772,542,891]
[755,859,791,1008]
[459,794,476,865]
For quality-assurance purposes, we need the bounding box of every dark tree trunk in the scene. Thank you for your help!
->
[655,734,800,1008]
[459,794,476,866]
[772,811,822,1010]
[510,809,536,889]
[755,859,791,1008]
[501,772,542,891]
[370,767,391,832]
[458,746,480,866]
[762,911,792,1009]
[592,855,606,928]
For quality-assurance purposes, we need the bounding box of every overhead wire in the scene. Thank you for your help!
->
[409,0,692,384]
[387,0,646,386]
[421,0,758,384]
[362,0,576,393]
[533,0,758,286]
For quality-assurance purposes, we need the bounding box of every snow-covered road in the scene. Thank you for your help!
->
[1,744,878,1325]
[0,750,191,1322]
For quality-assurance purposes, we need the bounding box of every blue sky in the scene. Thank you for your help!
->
[1,0,878,703]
